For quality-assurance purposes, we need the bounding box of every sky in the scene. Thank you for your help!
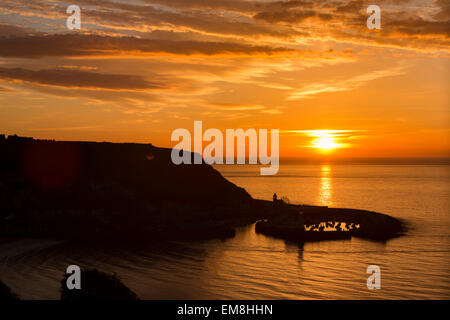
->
[0,0,448,158]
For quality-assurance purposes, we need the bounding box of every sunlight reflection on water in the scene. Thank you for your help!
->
[319,165,332,206]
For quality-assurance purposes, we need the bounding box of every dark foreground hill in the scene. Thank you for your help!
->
[0,135,256,241]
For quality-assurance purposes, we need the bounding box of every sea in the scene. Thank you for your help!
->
[1,160,449,299]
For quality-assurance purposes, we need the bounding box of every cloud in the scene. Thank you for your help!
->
[286,129,370,136]
[0,34,299,58]
[254,9,333,23]
[285,129,371,148]
[384,17,450,37]
[1,0,448,52]
[206,102,266,111]
[0,67,168,90]
[433,0,450,20]
[0,85,13,92]
[1,0,302,39]
[287,66,406,100]
[0,23,32,36]
[252,0,450,52]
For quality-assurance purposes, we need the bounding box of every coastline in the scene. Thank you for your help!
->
[0,136,406,244]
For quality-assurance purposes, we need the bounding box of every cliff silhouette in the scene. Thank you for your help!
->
[0,134,256,241]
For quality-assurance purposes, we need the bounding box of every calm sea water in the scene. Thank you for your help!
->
[1,162,449,299]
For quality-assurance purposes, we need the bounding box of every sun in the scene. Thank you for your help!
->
[292,129,354,154]
[312,136,341,151]
[294,130,351,153]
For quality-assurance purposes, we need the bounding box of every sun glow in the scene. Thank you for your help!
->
[294,130,353,153]
[312,136,341,150]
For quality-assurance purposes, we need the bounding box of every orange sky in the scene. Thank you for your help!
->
[0,0,448,158]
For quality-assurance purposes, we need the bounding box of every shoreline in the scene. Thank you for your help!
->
[0,200,406,244]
